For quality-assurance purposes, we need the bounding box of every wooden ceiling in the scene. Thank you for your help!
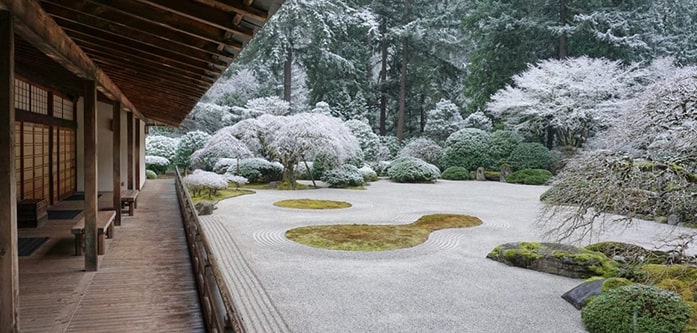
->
[6,0,283,126]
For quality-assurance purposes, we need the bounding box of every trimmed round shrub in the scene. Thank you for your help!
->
[508,142,552,171]
[321,165,364,188]
[358,165,378,182]
[441,166,470,180]
[213,158,238,174]
[387,157,440,183]
[440,128,493,171]
[581,284,690,333]
[507,169,553,185]
[145,155,170,174]
[490,130,524,166]
[398,138,444,166]
[228,158,283,183]
[145,169,158,179]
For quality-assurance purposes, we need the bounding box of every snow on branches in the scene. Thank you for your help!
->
[487,56,639,148]
[183,170,229,198]
[145,135,179,161]
[190,127,253,171]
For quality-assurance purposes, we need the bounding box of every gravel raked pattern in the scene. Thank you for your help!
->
[204,180,694,333]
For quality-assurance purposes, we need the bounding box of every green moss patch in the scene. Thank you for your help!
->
[274,199,352,210]
[286,214,482,251]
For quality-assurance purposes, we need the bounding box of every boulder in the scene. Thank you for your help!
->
[475,167,486,181]
[195,200,218,216]
[486,242,617,279]
[500,164,511,182]
[561,279,605,310]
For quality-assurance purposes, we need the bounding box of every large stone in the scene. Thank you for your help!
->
[475,167,486,181]
[486,242,617,279]
[561,279,605,310]
[194,200,218,216]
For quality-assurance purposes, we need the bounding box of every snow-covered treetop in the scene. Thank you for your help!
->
[344,119,380,162]
[424,99,464,143]
[487,56,641,147]
[203,68,260,104]
[310,101,332,115]
[463,111,492,132]
[183,169,229,190]
[145,135,179,161]
[245,96,291,116]
[190,127,253,170]
[266,112,362,165]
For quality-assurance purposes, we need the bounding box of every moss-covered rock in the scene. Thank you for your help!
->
[585,241,671,264]
[487,242,618,279]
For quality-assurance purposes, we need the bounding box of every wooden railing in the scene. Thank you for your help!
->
[174,168,245,333]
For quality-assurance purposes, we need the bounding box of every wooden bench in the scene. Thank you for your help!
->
[120,190,139,216]
[71,210,116,256]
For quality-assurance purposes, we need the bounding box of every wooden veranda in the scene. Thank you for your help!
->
[18,179,204,332]
[0,1,284,331]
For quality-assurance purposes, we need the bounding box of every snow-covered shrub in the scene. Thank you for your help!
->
[377,135,402,161]
[321,165,364,188]
[371,160,392,177]
[440,128,493,171]
[387,157,440,183]
[245,96,291,116]
[183,170,228,197]
[463,111,493,131]
[398,138,444,167]
[213,158,238,174]
[145,169,157,180]
[508,142,552,171]
[225,175,249,189]
[490,130,524,166]
[424,99,465,143]
[145,135,179,161]
[310,101,332,115]
[145,155,170,174]
[441,166,471,180]
[358,165,378,182]
[228,157,283,183]
[345,119,380,162]
[312,153,337,179]
[173,131,210,171]
[190,127,253,171]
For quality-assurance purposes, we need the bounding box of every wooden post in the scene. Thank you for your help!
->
[135,118,141,190]
[126,112,133,190]
[112,102,121,226]
[83,80,98,271]
[0,10,19,332]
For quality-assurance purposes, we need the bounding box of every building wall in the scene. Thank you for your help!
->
[77,99,142,192]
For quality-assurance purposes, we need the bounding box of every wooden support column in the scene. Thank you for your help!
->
[83,80,98,271]
[0,10,19,332]
[126,112,133,190]
[112,102,121,226]
[135,118,141,190]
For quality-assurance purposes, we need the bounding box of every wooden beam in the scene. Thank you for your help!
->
[127,112,133,190]
[54,18,230,72]
[83,80,99,271]
[112,102,121,226]
[198,0,268,22]
[135,118,141,191]
[0,10,19,333]
[82,0,242,51]
[0,0,145,121]
[135,0,256,39]
[41,0,236,61]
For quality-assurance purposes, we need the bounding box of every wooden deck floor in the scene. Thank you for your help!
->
[17,179,205,333]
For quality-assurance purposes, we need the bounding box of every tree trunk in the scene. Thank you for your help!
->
[419,94,426,133]
[284,46,293,102]
[378,18,388,136]
[302,157,317,189]
[545,125,555,150]
[396,36,408,142]
[559,0,568,59]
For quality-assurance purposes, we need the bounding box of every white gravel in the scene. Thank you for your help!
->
[209,179,692,333]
